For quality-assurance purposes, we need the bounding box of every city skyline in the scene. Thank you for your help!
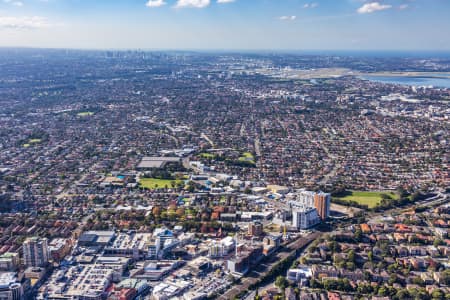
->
[0,0,449,50]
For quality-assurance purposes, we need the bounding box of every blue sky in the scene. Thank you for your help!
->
[0,0,449,50]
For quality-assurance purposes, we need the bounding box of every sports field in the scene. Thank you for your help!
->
[238,152,255,164]
[334,190,398,208]
[77,111,94,117]
[139,178,183,190]
[200,153,216,159]
[23,138,42,147]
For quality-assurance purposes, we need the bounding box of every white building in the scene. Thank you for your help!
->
[288,189,331,220]
[42,264,114,300]
[292,207,320,230]
[287,266,312,282]
[288,189,316,207]
[104,233,152,259]
[148,228,179,259]
[0,272,24,300]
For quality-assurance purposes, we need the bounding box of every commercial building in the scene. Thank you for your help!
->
[137,157,182,170]
[0,253,19,272]
[48,238,72,262]
[152,279,191,300]
[262,235,282,256]
[22,237,49,268]
[104,233,152,260]
[43,264,115,300]
[131,261,182,281]
[78,231,116,248]
[148,228,179,260]
[227,255,249,276]
[0,272,26,300]
[208,236,236,258]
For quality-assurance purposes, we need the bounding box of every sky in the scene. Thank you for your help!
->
[0,0,449,51]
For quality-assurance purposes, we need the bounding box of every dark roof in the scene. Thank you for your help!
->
[78,234,97,243]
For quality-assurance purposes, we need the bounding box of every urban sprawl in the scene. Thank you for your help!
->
[0,49,449,300]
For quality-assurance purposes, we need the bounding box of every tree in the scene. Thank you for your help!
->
[348,250,355,263]
[412,277,425,287]
[329,241,341,253]
[346,262,355,270]
[187,184,195,193]
[309,279,322,289]
[442,269,450,285]
[387,263,398,274]
[388,274,398,285]
[378,287,388,297]
[275,276,287,290]
[433,239,443,247]
[254,287,260,300]
[431,289,444,300]
[381,193,393,200]
[394,289,410,300]
[176,208,185,218]
[354,228,362,242]
[396,186,408,198]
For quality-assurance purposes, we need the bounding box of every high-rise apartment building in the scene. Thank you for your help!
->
[248,221,263,237]
[22,237,49,268]
[289,189,331,221]
[314,192,331,220]
[292,206,321,230]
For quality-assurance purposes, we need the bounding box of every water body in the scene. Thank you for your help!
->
[361,75,450,88]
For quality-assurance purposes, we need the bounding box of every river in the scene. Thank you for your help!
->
[361,75,450,88]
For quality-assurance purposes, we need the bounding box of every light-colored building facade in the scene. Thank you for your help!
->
[292,207,321,230]
[22,237,49,268]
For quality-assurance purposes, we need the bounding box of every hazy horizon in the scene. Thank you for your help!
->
[0,0,449,51]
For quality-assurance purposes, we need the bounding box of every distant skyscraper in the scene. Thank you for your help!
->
[22,237,49,267]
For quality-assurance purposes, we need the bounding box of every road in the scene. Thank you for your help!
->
[318,143,341,186]
[201,133,215,147]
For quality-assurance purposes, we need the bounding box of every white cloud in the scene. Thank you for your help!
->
[303,3,318,9]
[399,4,409,10]
[3,0,24,6]
[174,0,210,8]
[217,0,235,3]
[279,16,296,21]
[146,0,166,7]
[357,2,392,14]
[0,16,51,29]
